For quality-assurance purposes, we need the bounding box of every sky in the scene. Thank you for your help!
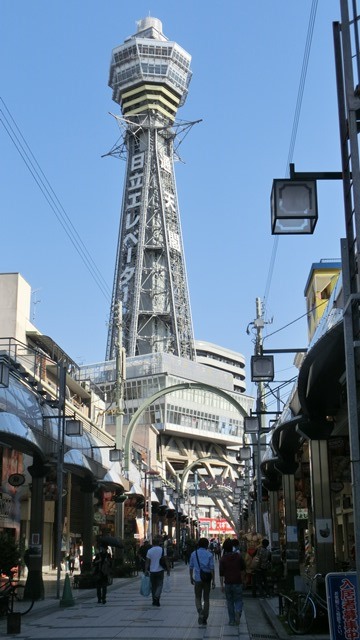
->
[1,1,344,409]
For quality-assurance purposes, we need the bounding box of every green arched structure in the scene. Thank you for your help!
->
[123,382,248,472]
[179,454,237,495]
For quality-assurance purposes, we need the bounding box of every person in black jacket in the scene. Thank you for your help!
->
[92,546,112,604]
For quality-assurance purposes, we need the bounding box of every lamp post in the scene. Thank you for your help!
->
[54,363,83,599]
[270,1,360,584]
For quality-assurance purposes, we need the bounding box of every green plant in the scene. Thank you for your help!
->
[0,533,20,576]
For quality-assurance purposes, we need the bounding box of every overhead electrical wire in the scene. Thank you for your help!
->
[0,97,112,303]
[262,0,319,312]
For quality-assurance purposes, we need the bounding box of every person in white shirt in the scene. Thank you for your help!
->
[145,536,169,606]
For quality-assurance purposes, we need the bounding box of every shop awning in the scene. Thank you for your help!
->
[63,449,93,474]
[0,412,45,458]
[298,320,344,421]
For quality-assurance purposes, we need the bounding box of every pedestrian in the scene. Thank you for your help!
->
[138,539,151,572]
[145,535,170,607]
[252,538,271,598]
[219,537,246,626]
[67,546,75,575]
[232,538,240,553]
[189,537,215,627]
[166,538,175,568]
[92,545,112,604]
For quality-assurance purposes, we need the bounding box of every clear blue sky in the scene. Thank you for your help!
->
[1,1,343,406]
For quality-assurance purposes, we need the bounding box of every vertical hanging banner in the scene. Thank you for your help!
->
[325,572,359,640]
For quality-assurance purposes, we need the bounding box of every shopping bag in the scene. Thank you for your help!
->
[140,573,151,597]
[163,573,172,593]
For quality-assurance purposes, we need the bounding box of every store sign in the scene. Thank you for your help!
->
[8,473,25,487]
[297,508,308,520]
[199,517,235,536]
[326,572,359,640]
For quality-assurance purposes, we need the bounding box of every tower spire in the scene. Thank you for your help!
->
[106,17,195,361]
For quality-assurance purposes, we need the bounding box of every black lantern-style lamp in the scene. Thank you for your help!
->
[244,416,260,434]
[251,355,274,382]
[271,178,318,235]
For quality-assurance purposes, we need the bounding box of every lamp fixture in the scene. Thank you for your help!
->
[271,178,318,234]
[109,448,122,462]
[251,355,274,382]
[65,419,83,436]
[244,416,260,434]
[271,164,345,236]
[236,446,252,461]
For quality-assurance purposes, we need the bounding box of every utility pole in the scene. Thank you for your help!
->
[115,301,126,453]
[114,301,126,539]
[253,298,267,534]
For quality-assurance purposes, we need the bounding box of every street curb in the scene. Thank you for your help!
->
[260,599,290,639]
[260,599,330,640]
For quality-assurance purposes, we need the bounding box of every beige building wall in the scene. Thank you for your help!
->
[0,272,37,343]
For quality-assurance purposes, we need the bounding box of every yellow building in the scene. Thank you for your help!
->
[304,260,341,342]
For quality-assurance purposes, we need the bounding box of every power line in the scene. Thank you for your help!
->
[264,297,327,342]
[263,0,319,310]
[0,97,112,303]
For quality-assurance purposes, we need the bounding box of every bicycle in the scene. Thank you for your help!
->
[0,578,35,616]
[286,572,327,634]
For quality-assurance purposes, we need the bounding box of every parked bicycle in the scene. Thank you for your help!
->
[281,572,327,634]
[0,578,35,616]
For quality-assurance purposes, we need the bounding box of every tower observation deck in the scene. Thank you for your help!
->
[106,17,195,361]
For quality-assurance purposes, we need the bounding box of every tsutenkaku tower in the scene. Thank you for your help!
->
[106,17,195,361]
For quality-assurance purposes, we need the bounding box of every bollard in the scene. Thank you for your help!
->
[60,573,75,607]
[7,612,21,634]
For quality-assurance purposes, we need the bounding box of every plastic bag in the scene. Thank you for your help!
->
[163,574,172,593]
[140,573,151,597]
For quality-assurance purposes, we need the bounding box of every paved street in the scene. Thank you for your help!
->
[1,562,331,639]
[0,563,284,640]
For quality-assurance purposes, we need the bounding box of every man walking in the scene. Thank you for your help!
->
[189,538,215,627]
[145,535,169,606]
[219,538,246,625]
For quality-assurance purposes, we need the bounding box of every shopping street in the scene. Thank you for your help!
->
[0,563,329,640]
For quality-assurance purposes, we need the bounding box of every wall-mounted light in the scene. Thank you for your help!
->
[244,416,260,434]
[65,419,83,436]
[271,178,318,235]
[251,355,274,382]
[109,448,122,462]
[236,446,252,461]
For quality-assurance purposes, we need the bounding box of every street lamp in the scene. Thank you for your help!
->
[251,355,274,382]
[43,364,84,599]
[244,416,272,534]
[236,446,252,462]
[271,175,318,234]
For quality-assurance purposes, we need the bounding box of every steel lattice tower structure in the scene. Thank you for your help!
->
[106,17,195,361]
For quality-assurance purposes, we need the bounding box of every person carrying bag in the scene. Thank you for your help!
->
[189,538,215,627]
